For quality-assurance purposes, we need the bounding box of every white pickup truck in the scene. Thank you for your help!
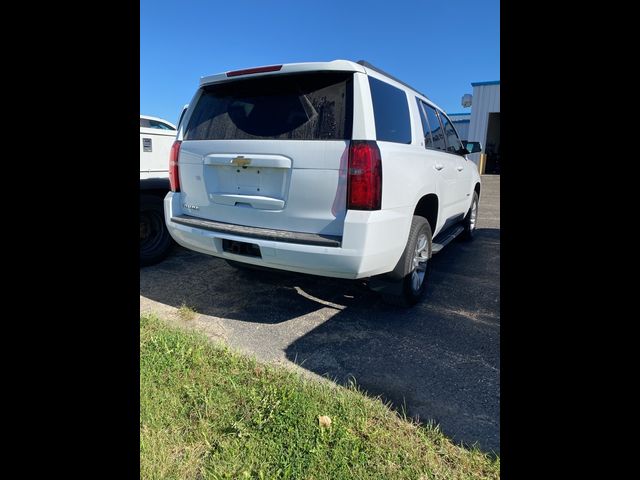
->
[140,114,178,265]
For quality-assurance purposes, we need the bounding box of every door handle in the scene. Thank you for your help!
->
[457,166,464,172]
[434,163,444,171]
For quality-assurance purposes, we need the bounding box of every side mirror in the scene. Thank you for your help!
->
[462,140,482,154]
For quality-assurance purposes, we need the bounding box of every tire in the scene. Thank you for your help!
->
[380,215,432,307]
[140,194,173,266]
[461,191,479,240]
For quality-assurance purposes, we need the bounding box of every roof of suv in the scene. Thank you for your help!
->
[355,60,431,101]
[200,60,365,86]
[198,59,447,114]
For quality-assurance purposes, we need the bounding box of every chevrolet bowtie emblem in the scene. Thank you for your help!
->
[231,156,251,167]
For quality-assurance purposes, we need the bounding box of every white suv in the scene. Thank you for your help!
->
[164,60,482,306]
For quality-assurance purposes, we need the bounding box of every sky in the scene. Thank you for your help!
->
[141,0,499,125]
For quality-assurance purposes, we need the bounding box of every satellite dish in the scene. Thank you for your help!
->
[461,94,472,108]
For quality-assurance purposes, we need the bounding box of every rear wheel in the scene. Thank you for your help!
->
[140,194,173,266]
[380,215,432,307]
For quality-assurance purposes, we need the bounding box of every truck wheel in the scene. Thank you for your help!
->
[461,191,479,240]
[380,215,432,307]
[140,194,173,266]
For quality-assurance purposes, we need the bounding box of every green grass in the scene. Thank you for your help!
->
[176,303,197,322]
[140,315,500,479]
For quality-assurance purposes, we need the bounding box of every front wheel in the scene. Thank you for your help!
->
[379,215,432,307]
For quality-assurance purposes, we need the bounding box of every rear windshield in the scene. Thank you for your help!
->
[185,72,353,141]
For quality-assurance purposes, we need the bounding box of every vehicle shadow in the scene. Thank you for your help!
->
[140,243,380,323]
[283,228,500,454]
[140,228,500,453]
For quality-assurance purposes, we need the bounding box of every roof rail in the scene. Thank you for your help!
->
[356,60,430,101]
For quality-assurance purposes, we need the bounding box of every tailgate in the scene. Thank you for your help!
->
[178,71,354,237]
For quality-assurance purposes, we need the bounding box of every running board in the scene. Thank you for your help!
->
[432,225,464,254]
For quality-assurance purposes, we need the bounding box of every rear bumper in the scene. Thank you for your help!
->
[164,192,411,279]
[171,214,342,247]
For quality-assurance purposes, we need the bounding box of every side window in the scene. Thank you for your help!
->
[439,112,463,154]
[368,77,411,144]
[422,103,446,151]
[140,118,151,128]
[415,98,433,147]
[148,120,175,131]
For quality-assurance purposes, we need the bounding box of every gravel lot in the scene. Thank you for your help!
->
[140,174,500,453]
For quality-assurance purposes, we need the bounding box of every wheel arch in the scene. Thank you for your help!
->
[413,193,439,235]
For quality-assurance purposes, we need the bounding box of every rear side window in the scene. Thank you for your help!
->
[368,77,411,144]
[416,99,432,145]
[421,103,447,151]
[185,72,353,141]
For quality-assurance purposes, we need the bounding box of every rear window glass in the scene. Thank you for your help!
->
[368,77,411,144]
[185,72,353,141]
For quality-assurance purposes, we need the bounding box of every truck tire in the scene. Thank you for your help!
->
[140,194,173,266]
[461,191,479,240]
[379,215,432,307]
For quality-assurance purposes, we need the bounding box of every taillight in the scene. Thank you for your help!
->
[169,140,182,192]
[347,140,382,210]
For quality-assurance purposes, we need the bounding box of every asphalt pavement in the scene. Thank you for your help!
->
[140,174,500,453]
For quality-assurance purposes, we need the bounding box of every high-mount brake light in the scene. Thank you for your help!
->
[226,65,283,77]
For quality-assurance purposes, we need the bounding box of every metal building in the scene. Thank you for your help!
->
[448,113,471,141]
[467,81,500,174]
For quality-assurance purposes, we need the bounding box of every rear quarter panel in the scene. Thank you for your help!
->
[365,77,441,239]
